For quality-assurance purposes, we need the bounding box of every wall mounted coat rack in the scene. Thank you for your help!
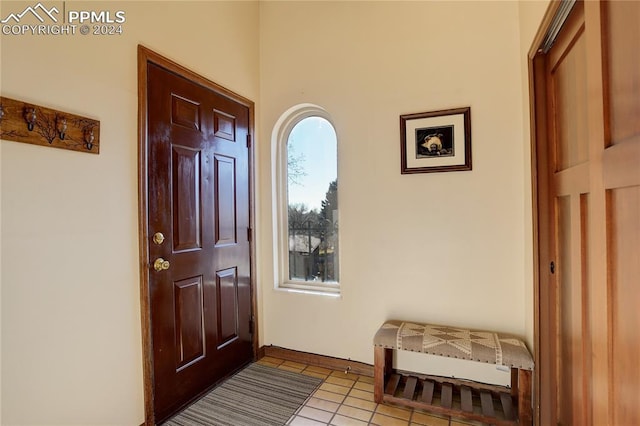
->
[0,96,100,154]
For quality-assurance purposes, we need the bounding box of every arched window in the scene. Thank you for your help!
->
[272,105,339,295]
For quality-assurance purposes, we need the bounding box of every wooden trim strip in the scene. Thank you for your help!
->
[0,96,100,154]
[262,346,374,377]
[137,45,154,426]
[554,162,590,196]
[603,139,640,189]
[529,1,563,60]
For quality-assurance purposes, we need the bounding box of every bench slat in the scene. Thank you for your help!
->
[403,376,418,400]
[480,391,495,417]
[385,374,401,396]
[500,392,515,420]
[421,380,434,405]
[460,386,473,412]
[441,383,453,409]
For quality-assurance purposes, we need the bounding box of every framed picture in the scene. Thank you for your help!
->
[400,107,471,174]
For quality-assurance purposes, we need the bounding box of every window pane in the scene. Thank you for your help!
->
[287,117,339,283]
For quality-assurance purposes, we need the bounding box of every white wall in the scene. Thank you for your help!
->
[258,1,533,384]
[0,1,259,424]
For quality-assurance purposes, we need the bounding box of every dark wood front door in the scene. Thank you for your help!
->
[142,53,254,423]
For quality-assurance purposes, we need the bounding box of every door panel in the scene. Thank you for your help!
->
[146,61,253,422]
[553,31,588,170]
[171,94,201,131]
[605,1,640,145]
[604,2,640,424]
[609,187,640,426]
[214,155,237,246]
[216,267,239,348]
[172,146,202,251]
[174,275,205,370]
[546,4,590,423]
[555,196,574,425]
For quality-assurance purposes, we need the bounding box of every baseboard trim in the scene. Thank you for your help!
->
[260,345,374,377]
[256,345,266,360]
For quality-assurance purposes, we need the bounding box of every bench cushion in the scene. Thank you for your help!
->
[374,320,534,370]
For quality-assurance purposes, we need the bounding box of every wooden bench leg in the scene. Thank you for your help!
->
[374,346,392,403]
[518,369,532,425]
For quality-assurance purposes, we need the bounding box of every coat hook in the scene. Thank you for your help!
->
[84,127,95,150]
[24,107,36,131]
[56,116,67,140]
[0,104,5,123]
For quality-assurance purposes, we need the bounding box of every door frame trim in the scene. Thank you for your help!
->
[137,45,258,425]
[528,1,573,425]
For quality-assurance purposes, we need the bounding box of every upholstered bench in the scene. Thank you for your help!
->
[374,320,534,425]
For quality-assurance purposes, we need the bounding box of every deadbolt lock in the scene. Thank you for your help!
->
[153,258,170,272]
[152,232,165,245]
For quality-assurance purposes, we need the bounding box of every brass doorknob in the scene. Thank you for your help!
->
[152,232,165,245]
[153,258,170,271]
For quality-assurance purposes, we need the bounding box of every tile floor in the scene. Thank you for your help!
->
[257,356,488,426]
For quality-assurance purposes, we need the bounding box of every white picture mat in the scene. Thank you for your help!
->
[406,113,466,169]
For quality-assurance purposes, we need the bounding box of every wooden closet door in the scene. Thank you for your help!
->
[597,1,640,424]
[534,1,640,425]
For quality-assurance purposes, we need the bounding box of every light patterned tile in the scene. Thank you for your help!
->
[451,420,487,426]
[320,382,351,395]
[298,406,334,423]
[330,414,369,426]
[313,389,347,404]
[357,375,375,384]
[256,359,282,368]
[353,381,374,392]
[306,365,333,375]
[325,375,356,388]
[289,415,329,426]
[302,370,331,380]
[410,411,450,426]
[371,413,411,426]
[279,364,305,373]
[376,404,411,420]
[348,388,375,402]
[305,397,341,413]
[336,405,373,422]
[343,396,377,411]
[283,360,307,369]
[260,356,285,365]
[331,370,360,381]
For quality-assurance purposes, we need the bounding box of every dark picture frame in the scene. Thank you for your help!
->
[400,107,472,174]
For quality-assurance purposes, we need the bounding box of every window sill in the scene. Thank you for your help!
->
[275,285,341,298]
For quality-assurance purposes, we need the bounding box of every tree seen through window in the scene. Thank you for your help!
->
[287,117,338,283]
